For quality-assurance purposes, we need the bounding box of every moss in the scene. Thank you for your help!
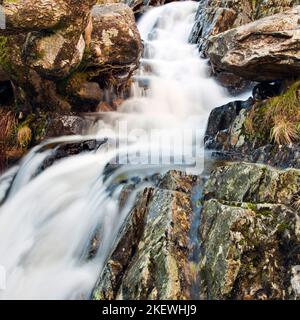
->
[277,222,290,233]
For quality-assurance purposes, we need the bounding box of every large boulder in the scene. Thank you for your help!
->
[207,6,300,82]
[190,0,299,55]
[1,0,96,34]
[189,0,299,92]
[200,162,300,300]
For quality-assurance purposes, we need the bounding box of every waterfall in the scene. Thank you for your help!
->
[0,1,249,300]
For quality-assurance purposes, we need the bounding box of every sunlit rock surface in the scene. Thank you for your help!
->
[207,6,300,82]
[92,171,201,300]
[189,0,300,91]
[200,162,300,300]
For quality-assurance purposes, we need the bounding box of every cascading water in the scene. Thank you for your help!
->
[0,1,249,299]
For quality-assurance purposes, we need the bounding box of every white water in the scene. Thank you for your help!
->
[0,2,249,299]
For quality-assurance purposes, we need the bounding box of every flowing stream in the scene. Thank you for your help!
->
[0,1,249,299]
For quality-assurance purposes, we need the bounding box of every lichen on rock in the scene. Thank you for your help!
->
[199,162,300,300]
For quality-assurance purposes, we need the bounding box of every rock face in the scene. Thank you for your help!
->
[207,6,300,82]
[0,1,142,111]
[92,171,202,300]
[200,162,300,300]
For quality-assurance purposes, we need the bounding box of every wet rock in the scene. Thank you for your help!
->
[215,71,253,95]
[39,138,107,171]
[252,82,282,101]
[96,101,115,112]
[189,3,244,56]
[92,170,200,300]
[205,98,253,149]
[207,6,300,82]
[44,115,90,138]
[77,82,103,104]
[123,0,177,16]
[200,162,300,299]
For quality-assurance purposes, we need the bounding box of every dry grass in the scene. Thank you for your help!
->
[292,195,300,212]
[0,109,17,171]
[244,80,300,146]
[17,126,32,149]
[270,116,299,145]
[0,109,17,141]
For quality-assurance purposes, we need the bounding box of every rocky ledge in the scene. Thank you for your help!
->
[205,80,300,169]
[200,162,300,300]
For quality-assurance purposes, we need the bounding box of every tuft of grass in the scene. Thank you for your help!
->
[244,80,300,146]
[17,126,32,149]
[270,116,298,145]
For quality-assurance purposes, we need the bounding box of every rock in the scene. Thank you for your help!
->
[200,162,300,299]
[76,82,103,104]
[92,170,201,300]
[96,101,114,112]
[123,0,177,16]
[43,115,90,138]
[207,6,300,82]
[39,138,107,171]
[190,0,299,55]
[189,0,299,92]
[24,29,86,79]
[205,98,253,150]
[214,71,253,95]
[0,66,9,82]
[189,2,246,55]
[87,4,142,82]
[0,81,14,106]
[252,81,282,101]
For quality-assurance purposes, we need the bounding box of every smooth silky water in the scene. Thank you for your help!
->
[0,2,250,299]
